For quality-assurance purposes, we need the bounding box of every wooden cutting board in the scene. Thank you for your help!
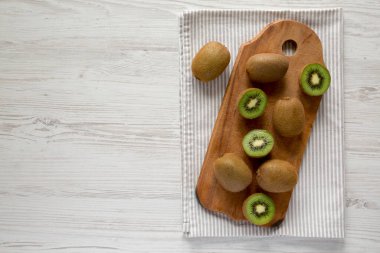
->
[196,20,325,227]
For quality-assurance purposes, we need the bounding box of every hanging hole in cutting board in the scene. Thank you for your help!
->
[282,40,297,56]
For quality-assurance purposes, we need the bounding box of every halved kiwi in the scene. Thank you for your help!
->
[300,63,331,96]
[242,129,274,158]
[237,88,267,119]
[242,193,275,226]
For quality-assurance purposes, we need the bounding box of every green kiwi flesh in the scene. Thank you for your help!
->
[242,130,274,158]
[300,63,331,96]
[242,193,275,225]
[237,88,268,119]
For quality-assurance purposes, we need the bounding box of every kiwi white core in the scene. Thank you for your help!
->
[311,73,320,85]
[247,98,258,109]
[252,139,264,147]
[255,204,266,214]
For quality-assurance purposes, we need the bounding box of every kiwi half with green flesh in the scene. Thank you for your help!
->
[242,130,274,158]
[300,63,331,96]
[237,88,268,119]
[243,193,275,226]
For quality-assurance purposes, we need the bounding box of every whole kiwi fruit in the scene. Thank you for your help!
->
[273,97,305,137]
[246,53,289,83]
[256,159,298,193]
[191,41,230,82]
[213,153,252,192]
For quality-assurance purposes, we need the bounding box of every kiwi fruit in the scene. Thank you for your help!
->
[246,53,289,83]
[191,41,230,82]
[300,63,331,96]
[242,193,275,225]
[237,88,268,119]
[256,159,298,193]
[213,153,252,192]
[273,97,305,137]
[242,130,274,158]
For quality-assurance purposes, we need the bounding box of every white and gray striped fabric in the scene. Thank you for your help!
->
[179,9,344,238]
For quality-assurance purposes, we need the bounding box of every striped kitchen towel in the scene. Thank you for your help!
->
[179,9,344,238]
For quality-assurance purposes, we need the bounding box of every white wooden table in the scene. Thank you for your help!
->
[0,1,379,252]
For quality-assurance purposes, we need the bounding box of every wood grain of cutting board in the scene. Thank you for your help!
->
[196,20,325,227]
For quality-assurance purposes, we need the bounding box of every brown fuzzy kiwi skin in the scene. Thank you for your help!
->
[246,53,289,83]
[273,97,305,137]
[213,153,253,193]
[191,41,230,82]
[256,159,298,193]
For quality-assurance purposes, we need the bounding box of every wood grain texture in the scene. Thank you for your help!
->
[196,20,324,225]
[0,0,379,252]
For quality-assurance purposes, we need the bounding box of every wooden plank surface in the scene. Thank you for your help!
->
[0,0,379,252]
